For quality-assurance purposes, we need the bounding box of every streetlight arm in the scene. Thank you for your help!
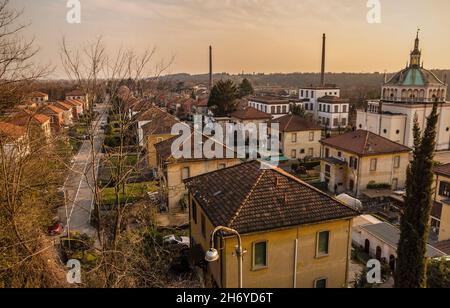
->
[210,226,242,251]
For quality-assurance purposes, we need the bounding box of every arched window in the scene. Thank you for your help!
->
[376,246,382,260]
[364,239,370,254]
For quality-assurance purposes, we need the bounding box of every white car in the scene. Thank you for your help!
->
[163,235,190,247]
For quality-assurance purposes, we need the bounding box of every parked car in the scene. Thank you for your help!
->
[163,235,190,247]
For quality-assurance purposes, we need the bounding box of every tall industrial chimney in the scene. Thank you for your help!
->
[321,34,326,87]
[209,45,213,90]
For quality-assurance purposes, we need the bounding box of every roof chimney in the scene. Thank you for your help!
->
[209,45,213,90]
[321,34,326,86]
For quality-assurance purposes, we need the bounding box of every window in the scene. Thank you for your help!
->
[253,241,268,269]
[314,278,328,289]
[337,151,342,157]
[349,156,358,169]
[301,90,304,97]
[439,181,450,198]
[218,163,226,170]
[311,91,315,99]
[309,132,315,142]
[343,105,347,113]
[291,150,297,159]
[271,106,276,114]
[319,104,322,112]
[306,91,309,98]
[325,148,330,158]
[370,158,378,171]
[325,164,331,177]
[308,148,314,157]
[192,201,198,224]
[201,214,206,238]
[310,103,313,111]
[300,149,305,154]
[394,156,401,169]
[282,106,287,114]
[341,118,347,126]
[327,105,331,113]
[317,231,330,257]
[333,118,339,127]
[291,133,297,143]
[334,105,339,113]
[182,167,190,180]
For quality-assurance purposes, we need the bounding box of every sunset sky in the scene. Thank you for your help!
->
[13,0,450,77]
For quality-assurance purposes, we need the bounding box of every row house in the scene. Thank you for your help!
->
[7,110,52,140]
[40,105,66,133]
[53,101,74,126]
[247,96,290,119]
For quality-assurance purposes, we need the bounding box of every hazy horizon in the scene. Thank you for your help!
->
[13,0,450,78]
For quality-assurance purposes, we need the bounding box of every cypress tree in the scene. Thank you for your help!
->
[395,103,439,288]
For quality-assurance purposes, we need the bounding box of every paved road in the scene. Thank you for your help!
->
[59,105,108,237]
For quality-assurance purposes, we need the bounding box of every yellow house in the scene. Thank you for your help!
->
[432,164,450,242]
[271,114,322,160]
[320,130,411,196]
[185,160,359,288]
[155,133,242,213]
[142,108,180,169]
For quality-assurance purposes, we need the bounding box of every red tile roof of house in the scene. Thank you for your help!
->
[184,160,359,234]
[435,163,450,178]
[30,91,48,98]
[7,110,50,126]
[231,107,272,120]
[65,99,83,107]
[272,114,321,132]
[43,105,65,115]
[66,90,86,97]
[54,102,73,111]
[0,122,26,140]
[320,130,411,156]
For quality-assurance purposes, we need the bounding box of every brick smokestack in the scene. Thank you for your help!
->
[321,34,326,87]
[209,45,213,90]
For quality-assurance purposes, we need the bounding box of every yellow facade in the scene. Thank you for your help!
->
[161,159,241,210]
[434,173,450,242]
[189,196,353,288]
[281,130,321,160]
[146,133,174,168]
[321,145,409,196]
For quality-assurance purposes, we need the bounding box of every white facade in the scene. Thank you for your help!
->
[247,98,289,119]
[357,33,450,151]
[357,102,450,150]
[298,87,349,129]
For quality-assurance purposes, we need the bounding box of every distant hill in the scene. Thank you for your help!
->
[162,70,450,106]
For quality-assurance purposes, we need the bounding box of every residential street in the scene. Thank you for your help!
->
[58,104,108,237]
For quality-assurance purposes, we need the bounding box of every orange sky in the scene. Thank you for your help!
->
[14,0,450,77]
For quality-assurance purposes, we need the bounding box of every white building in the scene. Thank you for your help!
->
[297,87,349,130]
[247,96,290,119]
[356,32,450,150]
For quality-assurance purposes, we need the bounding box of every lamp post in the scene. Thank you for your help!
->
[205,226,244,289]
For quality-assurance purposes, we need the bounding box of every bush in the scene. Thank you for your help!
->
[427,259,450,288]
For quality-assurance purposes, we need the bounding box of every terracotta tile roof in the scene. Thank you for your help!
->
[320,130,411,156]
[435,164,450,178]
[318,96,349,104]
[142,109,180,136]
[30,91,48,98]
[43,105,65,115]
[8,110,50,126]
[54,102,73,111]
[185,160,359,234]
[134,105,173,122]
[431,240,450,256]
[0,122,26,140]
[64,99,83,107]
[231,107,272,120]
[66,90,85,97]
[272,114,321,132]
[155,130,236,163]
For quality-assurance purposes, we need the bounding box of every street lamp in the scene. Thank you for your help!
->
[205,226,244,288]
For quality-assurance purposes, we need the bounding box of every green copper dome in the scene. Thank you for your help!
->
[386,67,444,87]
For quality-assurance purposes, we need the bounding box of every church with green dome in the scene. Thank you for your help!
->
[357,31,450,151]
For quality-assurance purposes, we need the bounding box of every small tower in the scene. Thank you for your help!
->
[410,29,421,67]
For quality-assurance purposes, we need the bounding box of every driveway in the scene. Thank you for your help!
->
[59,104,108,237]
